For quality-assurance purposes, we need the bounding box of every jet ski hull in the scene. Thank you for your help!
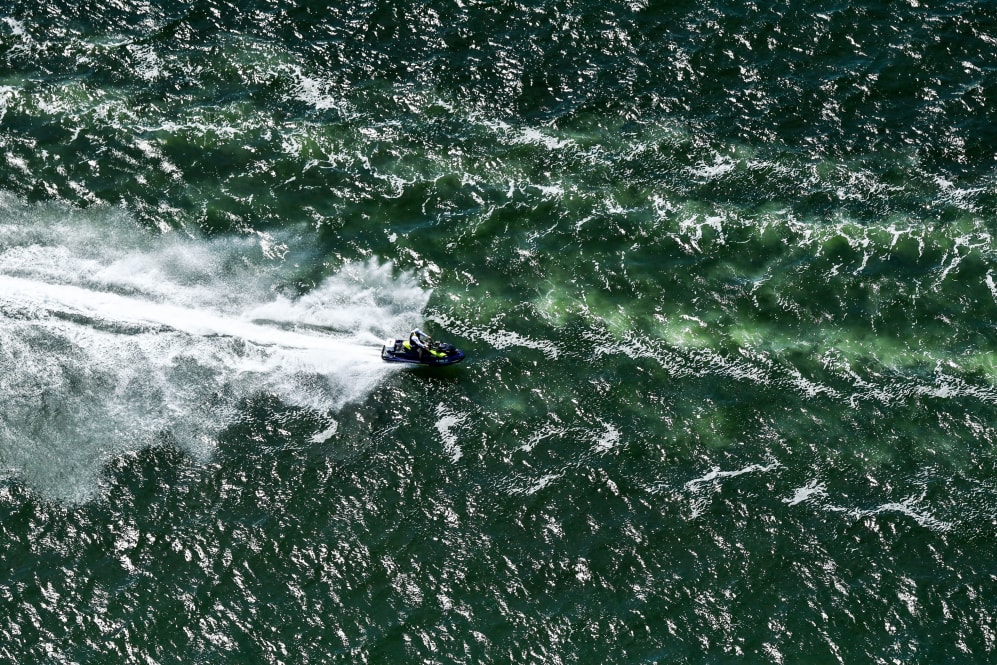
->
[381,339,465,366]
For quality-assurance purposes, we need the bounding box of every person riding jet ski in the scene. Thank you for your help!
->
[382,329,465,366]
[405,329,432,359]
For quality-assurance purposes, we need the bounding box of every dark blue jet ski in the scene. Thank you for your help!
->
[381,338,465,366]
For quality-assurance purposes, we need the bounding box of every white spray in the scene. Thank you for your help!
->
[0,194,428,501]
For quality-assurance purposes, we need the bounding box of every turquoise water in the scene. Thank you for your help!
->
[2,1,996,662]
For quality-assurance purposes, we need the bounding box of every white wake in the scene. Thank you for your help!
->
[0,195,427,500]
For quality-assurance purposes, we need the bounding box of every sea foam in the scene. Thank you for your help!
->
[0,195,427,501]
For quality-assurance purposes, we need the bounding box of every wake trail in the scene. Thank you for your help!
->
[0,198,429,501]
[0,274,380,359]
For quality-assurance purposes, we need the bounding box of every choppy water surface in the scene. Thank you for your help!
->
[2,1,996,662]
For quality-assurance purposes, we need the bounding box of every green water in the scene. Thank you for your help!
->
[1,0,996,662]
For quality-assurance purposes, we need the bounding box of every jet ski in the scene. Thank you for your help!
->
[381,337,465,366]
